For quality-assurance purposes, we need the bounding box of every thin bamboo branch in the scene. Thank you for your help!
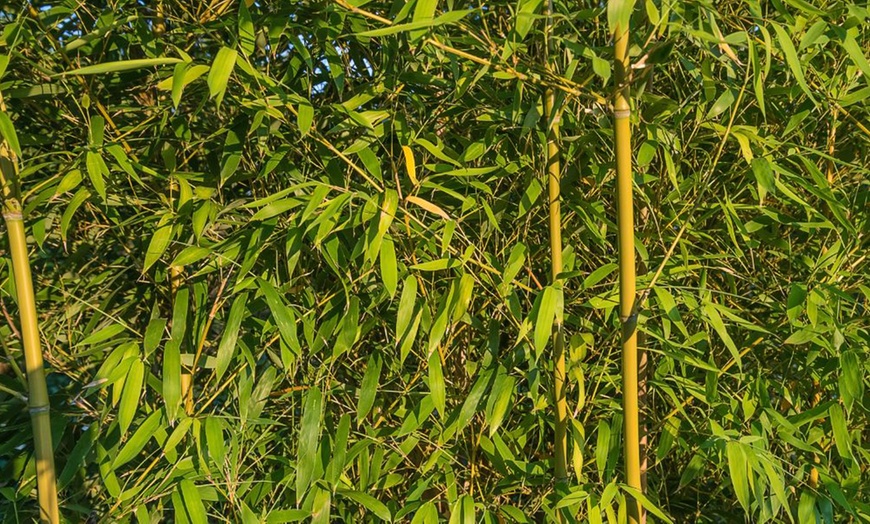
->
[0,93,60,524]
[613,12,644,524]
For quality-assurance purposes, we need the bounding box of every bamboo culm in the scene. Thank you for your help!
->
[613,14,645,524]
[543,0,569,499]
[0,93,61,524]
[545,87,569,488]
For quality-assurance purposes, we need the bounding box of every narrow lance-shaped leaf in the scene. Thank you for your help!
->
[215,292,248,381]
[56,57,182,76]
[296,386,323,502]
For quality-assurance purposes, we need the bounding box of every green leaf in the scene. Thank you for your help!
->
[144,219,173,272]
[207,47,238,105]
[455,368,491,435]
[179,480,208,524]
[534,286,559,354]
[379,238,398,298]
[771,23,816,103]
[298,102,314,136]
[327,414,351,487]
[583,263,617,289]
[296,386,323,502]
[595,420,610,475]
[514,0,544,40]
[411,503,439,524]
[411,0,439,42]
[333,296,360,358]
[829,404,852,460]
[841,35,870,80]
[86,151,107,200]
[798,490,816,524]
[726,441,750,513]
[238,0,256,56]
[0,111,21,157]
[751,157,775,203]
[396,276,417,341]
[607,0,635,35]
[57,57,182,76]
[486,370,515,436]
[428,283,455,355]
[706,89,735,120]
[622,486,674,523]
[357,353,382,424]
[839,350,863,411]
[411,258,460,271]
[702,303,742,370]
[339,490,392,521]
[144,317,166,357]
[784,328,816,345]
[428,352,446,417]
[113,409,162,468]
[449,494,475,524]
[216,292,248,381]
[259,279,300,354]
[356,10,472,37]
[205,416,227,468]
[171,62,187,108]
[118,358,144,436]
[163,341,182,422]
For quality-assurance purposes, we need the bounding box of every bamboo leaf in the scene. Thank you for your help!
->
[205,416,227,468]
[296,386,323,501]
[829,403,852,460]
[85,151,107,200]
[297,101,314,136]
[379,238,398,298]
[207,47,238,105]
[0,111,21,157]
[702,303,742,370]
[179,480,208,524]
[534,286,559,354]
[215,292,248,381]
[113,409,162,468]
[339,490,392,521]
[144,219,173,272]
[356,10,472,37]
[118,358,144,436]
[357,353,382,423]
[726,441,750,513]
[428,351,446,417]
[607,0,635,34]
[56,57,182,76]
[771,23,816,103]
[407,195,451,220]
[259,279,300,354]
[238,0,256,56]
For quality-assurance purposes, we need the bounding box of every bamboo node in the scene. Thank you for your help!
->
[613,109,631,119]
[29,405,50,414]
[2,210,24,221]
[620,312,638,323]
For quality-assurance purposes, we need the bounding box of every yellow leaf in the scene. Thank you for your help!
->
[406,195,450,220]
[402,145,418,185]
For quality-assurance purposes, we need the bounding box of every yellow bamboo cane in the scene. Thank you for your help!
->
[543,1,569,497]
[545,87,569,488]
[0,94,60,524]
[613,9,644,524]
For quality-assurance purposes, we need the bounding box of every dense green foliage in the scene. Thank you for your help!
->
[0,0,868,522]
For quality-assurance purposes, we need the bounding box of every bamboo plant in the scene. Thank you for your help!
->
[543,0,569,495]
[0,93,60,524]
[611,0,644,522]
[545,84,569,490]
